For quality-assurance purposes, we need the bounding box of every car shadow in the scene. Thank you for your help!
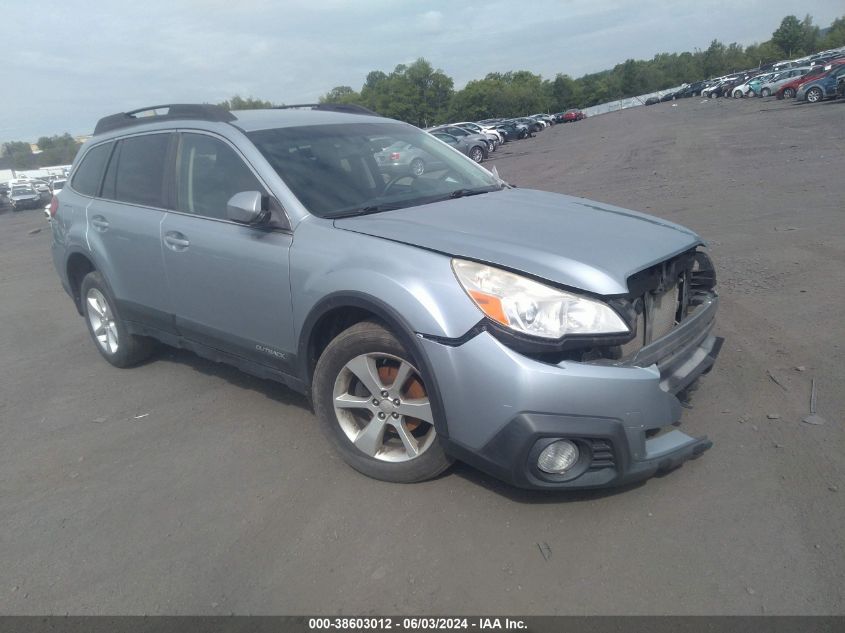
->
[155,347,311,410]
[149,348,680,502]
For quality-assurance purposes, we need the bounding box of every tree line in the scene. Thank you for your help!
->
[1,134,81,171]
[315,14,844,125]
[3,13,843,170]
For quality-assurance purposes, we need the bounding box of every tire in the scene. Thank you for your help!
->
[469,146,484,163]
[409,158,425,177]
[733,90,743,99]
[761,88,771,97]
[806,87,823,103]
[783,88,795,98]
[80,271,156,368]
[709,92,716,99]
[312,320,453,483]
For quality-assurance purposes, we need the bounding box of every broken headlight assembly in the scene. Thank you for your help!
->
[451,259,630,340]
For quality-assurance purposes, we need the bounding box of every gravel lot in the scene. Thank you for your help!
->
[1,96,843,615]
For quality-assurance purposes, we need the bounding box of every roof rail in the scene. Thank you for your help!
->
[94,104,237,135]
[273,103,381,117]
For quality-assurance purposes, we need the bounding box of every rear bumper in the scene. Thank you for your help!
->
[424,295,722,490]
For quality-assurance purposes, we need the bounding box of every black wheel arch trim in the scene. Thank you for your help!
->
[297,291,452,438]
[64,247,105,315]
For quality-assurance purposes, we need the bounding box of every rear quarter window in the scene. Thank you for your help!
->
[111,134,172,207]
[71,142,113,196]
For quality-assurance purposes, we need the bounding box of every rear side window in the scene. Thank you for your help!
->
[112,134,171,207]
[176,133,264,220]
[71,142,112,196]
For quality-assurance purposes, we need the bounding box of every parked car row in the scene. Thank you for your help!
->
[644,45,845,107]
[1,176,66,212]
[419,110,586,165]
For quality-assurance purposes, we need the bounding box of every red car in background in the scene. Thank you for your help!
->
[777,60,845,98]
[562,109,586,122]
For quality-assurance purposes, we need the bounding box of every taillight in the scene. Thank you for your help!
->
[389,152,401,161]
[49,196,59,218]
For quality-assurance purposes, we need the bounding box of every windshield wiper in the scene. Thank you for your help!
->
[327,203,406,219]
[448,186,499,199]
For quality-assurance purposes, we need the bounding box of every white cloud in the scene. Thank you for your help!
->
[419,10,444,32]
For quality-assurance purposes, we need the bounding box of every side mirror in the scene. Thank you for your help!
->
[226,191,265,224]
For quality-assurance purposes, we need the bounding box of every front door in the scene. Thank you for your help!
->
[160,132,295,372]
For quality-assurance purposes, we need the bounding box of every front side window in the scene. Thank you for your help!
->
[111,134,172,207]
[248,122,500,219]
[71,142,113,196]
[176,133,264,220]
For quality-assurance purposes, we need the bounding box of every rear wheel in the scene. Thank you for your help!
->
[80,271,156,368]
[469,146,484,163]
[312,321,453,483]
[409,158,425,177]
[783,87,795,98]
[761,88,771,97]
[806,87,823,103]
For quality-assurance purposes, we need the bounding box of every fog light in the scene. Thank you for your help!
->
[537,440,579,474]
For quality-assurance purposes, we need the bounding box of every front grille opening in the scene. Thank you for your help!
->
[588,438,615,470]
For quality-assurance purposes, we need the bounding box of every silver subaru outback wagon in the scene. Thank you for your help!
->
[50,103,722,490]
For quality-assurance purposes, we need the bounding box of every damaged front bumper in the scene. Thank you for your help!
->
[423,295,723,490]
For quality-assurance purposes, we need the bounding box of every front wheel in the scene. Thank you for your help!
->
[806,87,823,103]
[312,321,453,483]
[80,271,156,367]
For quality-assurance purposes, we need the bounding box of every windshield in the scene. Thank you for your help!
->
[248,122,501,218]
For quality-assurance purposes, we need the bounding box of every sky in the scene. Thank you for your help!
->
[2,0,843,143]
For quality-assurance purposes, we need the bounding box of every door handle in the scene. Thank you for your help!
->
[164,231,190,251]
[90,215,109,231]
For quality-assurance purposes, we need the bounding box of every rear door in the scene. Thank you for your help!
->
[85,132,175,333]
[160,131,295,371]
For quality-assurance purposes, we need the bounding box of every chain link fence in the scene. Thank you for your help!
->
[582,85,685,117]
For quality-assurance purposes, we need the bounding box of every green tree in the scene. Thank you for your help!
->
[320,86,363,104]
[217,95,276,110]
[800,14,820,53]
[550,74,584,110]
[36,133,80,166]
[772,15,805,56]
[1,141,37,170]
[821,16,845,49]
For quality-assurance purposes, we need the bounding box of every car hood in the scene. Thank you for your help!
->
[334,188,703,296]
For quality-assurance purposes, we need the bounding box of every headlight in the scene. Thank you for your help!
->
[451,259,629,339]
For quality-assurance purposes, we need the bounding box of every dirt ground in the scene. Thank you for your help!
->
[1,96,843,615]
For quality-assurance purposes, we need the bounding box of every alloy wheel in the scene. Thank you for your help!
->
[332,353,436,462]
[806,88,822,103]
[86,288,119,354]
